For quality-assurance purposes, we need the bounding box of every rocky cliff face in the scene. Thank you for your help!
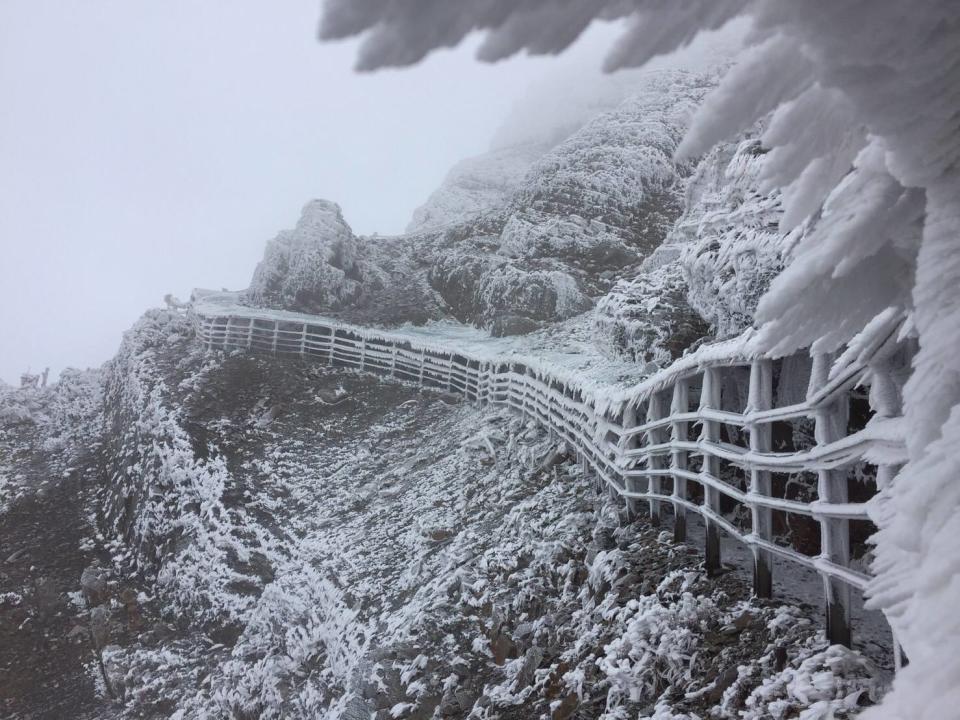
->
[249,200,364,311]
[246,70,714,338]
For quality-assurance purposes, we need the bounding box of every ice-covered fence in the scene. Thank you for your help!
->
[190,293,909,650]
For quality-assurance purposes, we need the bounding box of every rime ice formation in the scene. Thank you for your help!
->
[53,309,880,718]
[676,136,784,338]
[593,132,784,363]
[322,4,960,716]
[593,261,708,367]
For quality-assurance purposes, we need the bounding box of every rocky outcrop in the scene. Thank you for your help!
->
[248,200,443,325]
[594,260,709,367]
[249,200,365,311]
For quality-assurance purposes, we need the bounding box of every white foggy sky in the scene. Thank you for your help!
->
[0,1,739,385]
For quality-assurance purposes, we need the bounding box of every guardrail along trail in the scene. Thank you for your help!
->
[191,295,911,653]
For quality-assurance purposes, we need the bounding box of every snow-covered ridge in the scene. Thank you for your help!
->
[191,290,909,647]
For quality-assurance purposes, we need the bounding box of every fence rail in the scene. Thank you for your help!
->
[190,299,909,649]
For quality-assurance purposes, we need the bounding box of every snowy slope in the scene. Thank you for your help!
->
[406,143,548,234]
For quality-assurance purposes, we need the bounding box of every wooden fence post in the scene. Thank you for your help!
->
[748,359,774,599]
[224,316,235,350]
[701,367,723,575]
[810,353,852,647]
[645,393,667,526]
[870,348,908,663]
[671,379,689,542]
[622,403,640,520]
[271,320,279,355]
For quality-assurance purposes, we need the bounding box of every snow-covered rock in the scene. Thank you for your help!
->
[592,131,784,362]
[594,262,708,367]
[248,199,369,312]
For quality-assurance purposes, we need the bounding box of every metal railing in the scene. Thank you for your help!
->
[190,299,909,649]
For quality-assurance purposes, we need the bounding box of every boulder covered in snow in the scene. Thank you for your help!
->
[248,199,368,313]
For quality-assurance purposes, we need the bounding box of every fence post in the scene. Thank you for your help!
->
[622,403,640,520]
[225,315,236,350]
[645,393,666,526]
[480,363,490,406]
[671,379,689,542]
[701,367,723,575]
[271,320,279,355]
[299,323,307,357]
[748,359,774,599]
[869,347,908,663]
[246,318,253,350]
[810,353,852,647]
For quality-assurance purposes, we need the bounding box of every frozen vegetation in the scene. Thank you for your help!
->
[4,72,900,715]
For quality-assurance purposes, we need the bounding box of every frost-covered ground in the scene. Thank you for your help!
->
[37,309,885,720]
[0,371,109,719]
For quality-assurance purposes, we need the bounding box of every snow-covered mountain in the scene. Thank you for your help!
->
[0,59,904,720]
[248,70,714,339]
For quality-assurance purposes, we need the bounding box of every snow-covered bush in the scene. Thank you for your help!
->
[677,136,785,338]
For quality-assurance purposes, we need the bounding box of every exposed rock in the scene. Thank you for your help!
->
[551,692,579,720]
[80,565,109,607]
[706,667,740,704]
[514,646,545,690]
